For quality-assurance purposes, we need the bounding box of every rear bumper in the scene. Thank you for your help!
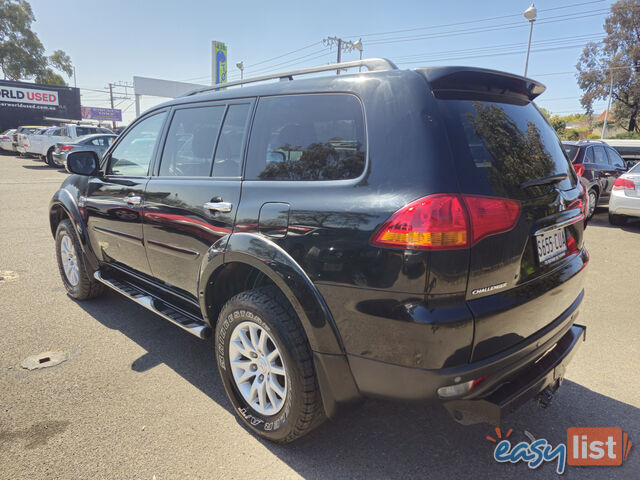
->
[609,191,640,217]
[346,289,585,425]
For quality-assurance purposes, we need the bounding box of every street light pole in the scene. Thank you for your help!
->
[523,4,537,77]
[236,61,244,86]
[602,68,614,138]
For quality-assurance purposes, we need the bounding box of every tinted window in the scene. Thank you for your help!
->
[606,147,626,169]
[76,127,97,136]
[107,112,167,176]
[593,145,609,165]
[438,99,575,199]
[159,106,224,177]
[88,136,111,146]
[563,144,579,161]
[246,94,365,181]
[584,147,594,163]
[629,162,640,174]
[213,104,250,177]
[54,128,67,136]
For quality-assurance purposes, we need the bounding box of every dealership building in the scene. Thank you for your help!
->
[0,79,81,132]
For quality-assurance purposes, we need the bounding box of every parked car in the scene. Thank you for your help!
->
[562,140,627,220]
[13,125,47,152]
[26,124,113,166]
[608,161,640,225]
[50,60,588,443]
[602,138,640,169]
[0,129,17,152]
[19,127,55,156]
[50,134,117,168]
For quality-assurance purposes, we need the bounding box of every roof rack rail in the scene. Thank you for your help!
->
[185,57,398,96]
[577,139,605,144]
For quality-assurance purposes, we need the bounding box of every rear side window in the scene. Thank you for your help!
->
[159,105,224,177]
[438,99,575,199]
[212,103,250,177]
[584,147,594,163]
[593,145,609,165]
[246,94,365,181]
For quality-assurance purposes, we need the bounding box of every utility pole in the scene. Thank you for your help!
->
[602,69,614,139]
[108,83,115,130]
[323,37,361,75]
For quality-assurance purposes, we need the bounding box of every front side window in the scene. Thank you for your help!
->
[246,94,366,181]
[606,147,626,169]
[159,105,224,177]
[107,112,167,176]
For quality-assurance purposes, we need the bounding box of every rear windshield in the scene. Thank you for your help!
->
[563,144,579,161]
[438,99,575,199]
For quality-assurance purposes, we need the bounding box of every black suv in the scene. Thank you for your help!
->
[563,140,628,220]
[50,59,588,443]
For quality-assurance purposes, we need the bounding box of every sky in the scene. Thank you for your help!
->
[26,0,617,125]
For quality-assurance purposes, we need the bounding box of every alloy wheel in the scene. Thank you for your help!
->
[60,234,80,286]
[229,321,287,416]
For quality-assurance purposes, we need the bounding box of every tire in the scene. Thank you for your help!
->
[215,286,325,443]
[608,213,626,226]
[47,148,62,168]
[586,189,598,221]
[55,219,104,300]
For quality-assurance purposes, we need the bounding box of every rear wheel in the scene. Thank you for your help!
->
[608,213,626,226]
[47,148,62,168]
[55,219,104,299]
[215,286,325,443]
[586,189,598,220]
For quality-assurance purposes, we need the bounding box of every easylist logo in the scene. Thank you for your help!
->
[567,427,632,466]
[0,86,59,106]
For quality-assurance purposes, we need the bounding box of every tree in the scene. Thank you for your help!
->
[576,0,640,133]
[0,0,72,85]
[550,115,566,137]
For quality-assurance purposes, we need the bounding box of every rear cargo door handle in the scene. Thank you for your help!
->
[204,201,233,213]
[124,195,141,205]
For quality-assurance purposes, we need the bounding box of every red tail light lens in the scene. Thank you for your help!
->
[371,194,521,250]
[612,178,635,191]
[60,145,74,151]
[573,163,585,177]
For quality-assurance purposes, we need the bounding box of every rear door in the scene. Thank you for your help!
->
[437,97,585,360]
[592,145,615,199]
[142,100,251,298]
[85,111,168,275]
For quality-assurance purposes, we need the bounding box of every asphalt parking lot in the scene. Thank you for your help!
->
[0,152,638,480]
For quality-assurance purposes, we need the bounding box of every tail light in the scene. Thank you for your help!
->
[60,145,74,151]
[573,163,585,177]
[371,194,521,250]
[612,178,635,191]
[1,136,9,141]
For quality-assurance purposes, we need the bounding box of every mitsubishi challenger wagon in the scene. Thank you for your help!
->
[49,58,588,443]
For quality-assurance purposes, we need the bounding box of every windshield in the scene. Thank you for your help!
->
[438,99,575,199]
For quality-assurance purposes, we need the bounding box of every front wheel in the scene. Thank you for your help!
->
[47,148,62,168]
[55,219,104,299]
[215,286,325,443]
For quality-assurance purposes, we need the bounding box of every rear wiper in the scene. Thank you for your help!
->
[520,173,568,189]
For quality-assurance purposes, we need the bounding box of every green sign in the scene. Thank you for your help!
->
[213,41,227,87]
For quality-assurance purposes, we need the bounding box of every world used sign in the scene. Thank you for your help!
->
[81,106,122,121]
[0,85,59,106]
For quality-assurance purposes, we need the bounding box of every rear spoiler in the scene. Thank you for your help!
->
[416,66,546,103]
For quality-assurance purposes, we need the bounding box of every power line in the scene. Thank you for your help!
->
[343,1,606,39]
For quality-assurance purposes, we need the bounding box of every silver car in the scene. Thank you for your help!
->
[50,134,117,168]
[1,129,17,152]
[608,162,640,225]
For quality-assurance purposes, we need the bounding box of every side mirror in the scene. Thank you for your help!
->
[66,151,100,176]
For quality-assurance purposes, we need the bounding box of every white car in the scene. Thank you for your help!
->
[0,129,17,152]
[19,127,53,155]
[25,124,113,165]
[608,162,640,225]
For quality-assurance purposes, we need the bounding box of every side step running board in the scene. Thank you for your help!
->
[94,271,211,339]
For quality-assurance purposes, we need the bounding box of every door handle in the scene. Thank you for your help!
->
[124,195,141,205]
[204,201,232,213]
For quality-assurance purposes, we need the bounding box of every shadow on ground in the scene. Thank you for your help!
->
[21,165,66,173]
[76,291,638,479]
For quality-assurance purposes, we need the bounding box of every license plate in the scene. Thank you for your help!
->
[536,228,567,264]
